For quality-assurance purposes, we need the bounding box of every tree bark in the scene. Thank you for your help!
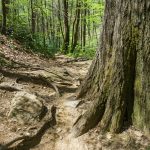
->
[31,0,36,34]
[83,2,87,48]
[133,1,150,135]
[62,0,70,54]
[71,0,81,53]
[57,0,64,42]
[1,0,9,34]
[72,0,150,137]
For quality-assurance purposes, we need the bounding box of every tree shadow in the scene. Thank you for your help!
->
[6,106,57,150]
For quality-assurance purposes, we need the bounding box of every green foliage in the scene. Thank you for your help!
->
[68,45,96,59]
[12,28,58,57]
[146,146,150,150]
[0,0,104,58]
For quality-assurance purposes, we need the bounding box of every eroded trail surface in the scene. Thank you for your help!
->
[0,36,150,150]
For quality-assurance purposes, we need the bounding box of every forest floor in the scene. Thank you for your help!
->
[0,35,150,150]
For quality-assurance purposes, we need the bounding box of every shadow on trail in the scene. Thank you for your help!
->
[3,106,57,150]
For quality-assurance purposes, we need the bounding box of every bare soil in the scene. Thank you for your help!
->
[0,35,150,150]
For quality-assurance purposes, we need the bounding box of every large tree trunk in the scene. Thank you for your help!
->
[72,0,150,137]
[133,1,150,135]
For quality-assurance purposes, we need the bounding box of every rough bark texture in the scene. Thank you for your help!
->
[73,0,150,137]
[133,1,150,135]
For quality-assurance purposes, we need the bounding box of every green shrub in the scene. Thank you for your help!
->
[12,27,58,57]
[68,45,96,59]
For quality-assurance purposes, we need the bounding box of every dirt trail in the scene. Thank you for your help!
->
[0,35,92,149]
[54,93,87,150]
[0,36,150,150]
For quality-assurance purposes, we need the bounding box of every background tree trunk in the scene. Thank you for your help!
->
[1,0,9,34]
[62,0,70,54]
[31,0,36,34]
[57,0,64,42]
[83,2,87,48]
[71,0,81,53]
[73,0,150,137]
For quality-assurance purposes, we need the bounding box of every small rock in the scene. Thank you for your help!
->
[106,133,113,139]
[64,100,82,108]
[24,132,31,136]
[134,130,143,137]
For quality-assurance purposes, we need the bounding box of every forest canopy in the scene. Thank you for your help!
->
[0,0,104,58]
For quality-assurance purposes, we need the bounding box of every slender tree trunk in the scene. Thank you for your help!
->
[31,0,36,34]
[80,10,83,48]
[72,0,150,137]
[42,0,46,47]
[42,13,46,47]
[1,0,9,34]
[62,0,70,54]
[51,0,55,46]
[87,9,91,46]
[71,0,81,53]
[36,12,40,32]
[83,2,87,48]
[57,0,64,41]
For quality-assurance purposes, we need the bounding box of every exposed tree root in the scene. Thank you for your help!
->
[72,96,106,137]
[0,82,22,92]
[0,68,76,97]
[35,92,56,102]
[51,82,60,97]
[0,106,56,150]
[65,58,89,63]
